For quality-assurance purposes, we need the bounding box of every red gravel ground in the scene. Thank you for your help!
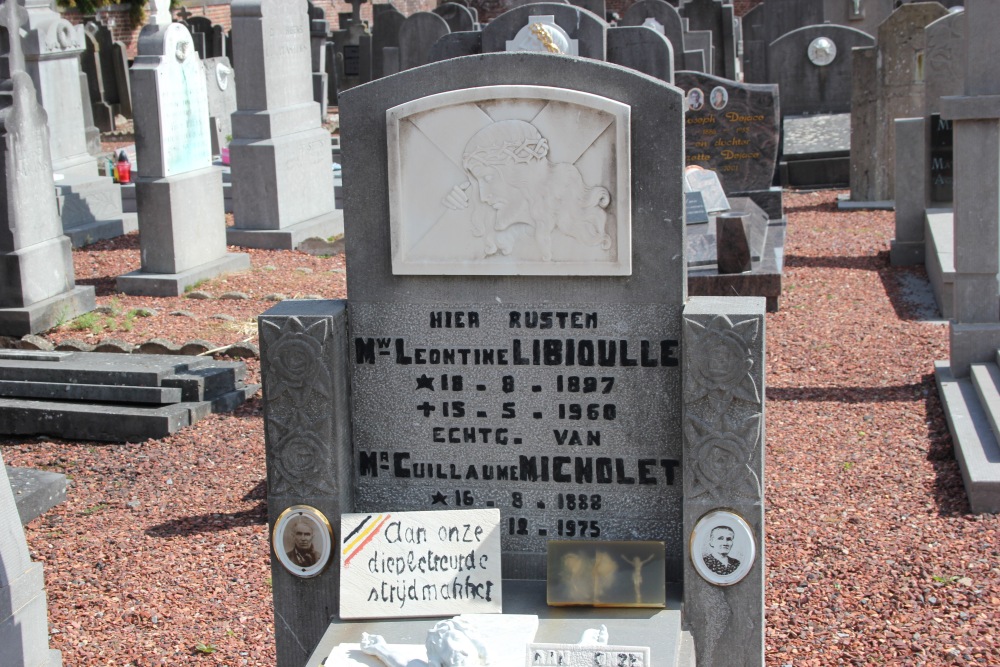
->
[2,189,998,666]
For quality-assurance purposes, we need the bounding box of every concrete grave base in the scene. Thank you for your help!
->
[304,581,694,667]
[62,212,139,248]
[889,239,926,267]
[116,252,251,297]
[935,360,1000,513]
[0,286,96,338]
[5,467,66,525]
[226,210,344,250]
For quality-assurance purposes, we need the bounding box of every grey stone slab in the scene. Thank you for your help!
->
[682,27,712,73]
[305,581,690,667]
[822,0,895,36]
[5,467,66,525]
[679,0,726,77]
[891,117,926,266]
[399,11,451,70]
[371,5,406,79]
[768,24,874,116]
[607,25,674,83]
[676,71,779,192]
[731,186,783,221]
[781,113,850,157]
[689,219,786,311]
[935,361,1000,512]
[0,397,195,442]
[0,380,184,404]
[203,57,238,155]
[226,209,344,250]
[971,363,1000,451]
[849,45,878,201]
[123,229,241,289]
[924,10,966,118]
[482,4,607,60]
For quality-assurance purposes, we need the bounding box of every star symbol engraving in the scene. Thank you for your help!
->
[431,491,448,505]
[416,374,435,391]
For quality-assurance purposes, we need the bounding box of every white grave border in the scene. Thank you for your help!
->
[386,85,632,276]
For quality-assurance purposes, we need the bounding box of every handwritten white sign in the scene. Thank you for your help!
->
[339,509,503,619]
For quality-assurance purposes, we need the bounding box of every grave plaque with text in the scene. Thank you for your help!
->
[342,55,686,582]
[675,71,779,193]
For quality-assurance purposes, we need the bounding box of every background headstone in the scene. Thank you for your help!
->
[481,3,606,60]
[0,68,95,336]
[607,25,673,83]
[118,20,249,295]
[398,11,450,70]
[227,0,341,249]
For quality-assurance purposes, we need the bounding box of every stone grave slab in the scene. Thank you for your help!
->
[607,25,673,83]
[0,351,258,442]
[5,466,66,526]
[481,4,606,60]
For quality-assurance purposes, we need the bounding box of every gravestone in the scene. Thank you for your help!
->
[433,2,476,32]
[308,2,330,119]
[681,27,712,74]
[371,3,406,79]
[675,71,780,196]
[620,0,692,69]
[481,3,606,60]
[261,51,766,667]
[890,9,965,266]
[15,3,134,247]
[679,0,735,79]
[766,24,873,116]
[81,18,130,132]
[202,56,237,156]
[398,11,450,70]
[848,2,949,203]
[0,66,95,336]
[822,0,897,36]
[117,19,249,295]
[329,7,374,99]
[607,25,673,83]
[0,451,62,667]
[933,0,1000,514]
[227,0,341,249]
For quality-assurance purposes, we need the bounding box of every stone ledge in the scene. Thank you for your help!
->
[1,336,260,359]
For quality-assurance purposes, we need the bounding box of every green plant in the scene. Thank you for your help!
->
[193,642,217,655]
[69,311,104,334]
[841,461,854,471]
[184,278,209,293]
[81,502,109,516]
[931,574,960,584]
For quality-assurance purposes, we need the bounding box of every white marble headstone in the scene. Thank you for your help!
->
[506,15,579,56]
[339,509,503,619]
[387,85,631,275]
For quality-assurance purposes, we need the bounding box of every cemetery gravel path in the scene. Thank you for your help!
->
[1,190,998,666]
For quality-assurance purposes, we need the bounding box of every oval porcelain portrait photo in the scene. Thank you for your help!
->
[690,510,756,586]
[273,505,334,578]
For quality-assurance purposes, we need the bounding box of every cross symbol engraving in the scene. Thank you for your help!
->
[416,402,436,417]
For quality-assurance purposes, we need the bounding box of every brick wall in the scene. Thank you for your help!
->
[59,0,764,59]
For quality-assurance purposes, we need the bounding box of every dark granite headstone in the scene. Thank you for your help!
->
[676,70,779,193]
[371,4,406,78]
[398,11,450,70]
[607,25,673,83]
[433,1,476,32]
[428,30,483,62]
[767,24,874,116]
[929,114,953,203]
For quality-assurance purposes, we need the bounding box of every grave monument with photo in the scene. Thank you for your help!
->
[260,51,766,667]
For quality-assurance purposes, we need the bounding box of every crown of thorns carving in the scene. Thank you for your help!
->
[463,138,549,168]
